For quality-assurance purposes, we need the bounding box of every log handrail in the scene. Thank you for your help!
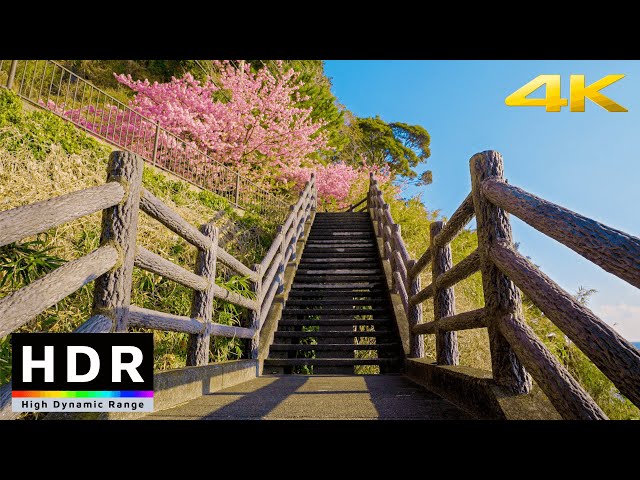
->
[345,197,367,212]
[369,150,640,419]
[482,177,640,289]
[0,150,316,386]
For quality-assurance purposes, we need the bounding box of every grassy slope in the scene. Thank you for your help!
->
[0,90,276,382]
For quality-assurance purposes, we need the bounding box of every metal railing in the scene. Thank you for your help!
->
[0,60,289,220]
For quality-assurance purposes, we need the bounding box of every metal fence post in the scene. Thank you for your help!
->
[7,61,18,89]
[151,122,160,167]
[234,172,241,206]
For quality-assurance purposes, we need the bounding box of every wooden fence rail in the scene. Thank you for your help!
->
[369,150,640,420]
[0,150,316,417]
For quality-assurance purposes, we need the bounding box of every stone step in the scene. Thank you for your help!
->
[282,308,390,316]
[289,282,385,290]
[274,330,394,339]
[297,262,380,269]
[301,253,378,259]
[296,270,383,276]
[263,358,401,367]
[293,276,386,284]
[278,318,392,326]
[285,298,387,306]
[303,247,378,253]
[299,257,379,264]
[286,290,387,298]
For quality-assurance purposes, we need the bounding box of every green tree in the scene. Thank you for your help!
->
[354,116,431,178]
[249,60,347,159]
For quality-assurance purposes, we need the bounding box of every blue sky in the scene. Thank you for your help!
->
[324,60,640,341]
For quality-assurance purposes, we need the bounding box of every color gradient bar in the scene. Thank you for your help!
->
[12,391,153,398]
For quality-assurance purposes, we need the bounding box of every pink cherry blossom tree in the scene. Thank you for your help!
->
[114,61,328,178]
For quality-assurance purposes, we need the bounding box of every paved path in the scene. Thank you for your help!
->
[144,375,472,420]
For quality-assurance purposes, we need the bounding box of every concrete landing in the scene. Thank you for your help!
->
[144,375,472,420]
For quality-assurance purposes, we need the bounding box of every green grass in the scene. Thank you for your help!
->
[0,89,277,384]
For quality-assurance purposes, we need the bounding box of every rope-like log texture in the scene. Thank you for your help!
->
[0,246,118,338]
[135,246,208,291]
[410,283,434,306]
[92,152,144,331]
[248,264,262,358]
[141,188,256,281]
[413,308,485,334]
[409,247,432,280]
[143,188,259,280]
[432,193,475,248]
[393,225,411,266]
[211,284,258,312]
[140,187,210,251]
[259,277,280,326]
[482,177,640,289]
[431,221,459,365]
[74,314,113,333]
[217,248,259,283]
[394,271,409,314]
[128,306,254,338]
[187,222,218,366]
[497,313,607,420]
[470,150,531,393]
[259,227,284,272]
[436,249,480,291]
[408,260,425,358]
[260,252,283,302]
[0,382,17,420]
[347,197,367,212]
[0,182,125,248]
[393,251,409,291]
[490,241,640,409]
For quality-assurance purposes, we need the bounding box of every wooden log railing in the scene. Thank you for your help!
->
[0,150,316,418]
[369,150,640,420]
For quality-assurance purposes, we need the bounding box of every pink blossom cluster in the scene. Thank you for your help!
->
[39,62,395,206]
[281,161,392,207]
[114,61,328,176]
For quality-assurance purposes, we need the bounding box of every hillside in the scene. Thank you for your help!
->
[0,89,276,380]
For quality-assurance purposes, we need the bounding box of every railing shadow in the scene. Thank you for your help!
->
[188,376,308,420]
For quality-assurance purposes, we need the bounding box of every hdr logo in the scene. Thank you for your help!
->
[11,333,154,413]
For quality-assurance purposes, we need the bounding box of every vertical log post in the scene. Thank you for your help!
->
[408,260,425,358]
[248,264,262,359]
[287,204,297,262]
[310,173,316,212]
[389,223,397,292]
[376,193,384,239]
[431,221,459,365]
[186,222,219,366]
[275,225,286,294]
[92,151,144,332]
[470,150,532,393]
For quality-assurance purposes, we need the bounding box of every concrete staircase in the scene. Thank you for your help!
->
[263,212,403,374]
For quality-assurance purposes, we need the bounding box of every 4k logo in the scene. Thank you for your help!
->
[505,75,628,112]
